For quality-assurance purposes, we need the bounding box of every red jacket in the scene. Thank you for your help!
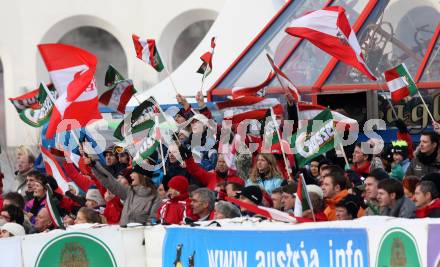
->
[157,198,191,224]
[416,198,440,218]
[184,157,227,190]
[63,162,106,196]
[103,197,123,224]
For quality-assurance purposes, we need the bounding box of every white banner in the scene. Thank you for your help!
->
[0,236,22,267]
[21,226,131,267]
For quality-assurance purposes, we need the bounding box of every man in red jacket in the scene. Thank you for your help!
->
[415,180,440,218]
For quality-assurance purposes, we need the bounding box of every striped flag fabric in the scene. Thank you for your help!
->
[38,44,102,138]
[266,54,301,102]
[38,44,98,102]
[197,37,216,78]
[298,102,357,130]
[45,186,64,229]
[293,173,313,217]
[12,83,57,127]
[285,6,376,80]
[104,65,125,87]
[41,145,74,193]
[226,197,296,223]
[216,96,283,125]
[99,79,136,114]
[384,63,418,103]
[132,34,164,72]
[231,73,271,99]
[9,88,40,112]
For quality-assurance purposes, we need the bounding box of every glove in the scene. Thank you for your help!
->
[178,145,192,160]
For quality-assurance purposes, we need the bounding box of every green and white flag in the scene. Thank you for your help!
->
[113,97,158,141]
[45,186,64,229]
[18,83,56,127]
[132,136,160,166]
[104,65,125,87]
[291,108,335,168]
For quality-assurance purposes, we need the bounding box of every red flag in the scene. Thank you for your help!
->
[38,44,97,102]
[285,6,376,80]
[226,197,296,223]
[38,44,101,138]
[216,96,283,125]
[231,72,271,99]
[266,54,301,102]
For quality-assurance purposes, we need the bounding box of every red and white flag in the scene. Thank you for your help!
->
[132,35,164,72]
[285,6,376,80]
[41,146,73,193]
[38,44,102,138]
[266,54,301,102]
[226,197,296,223]
[231,73,271,100]
[99,79,136,114]
[298,102,357,130]
[217,96,283,125]
[38,44,97,102]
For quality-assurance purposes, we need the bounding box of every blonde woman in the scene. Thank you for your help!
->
[246,153,284,194]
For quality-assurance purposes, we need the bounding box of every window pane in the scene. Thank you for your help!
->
[421,36,440,81]
[326,0,439,84]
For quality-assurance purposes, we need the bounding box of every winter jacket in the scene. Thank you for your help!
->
[63,162,106,196]
[324,190,349,221]
[406,148,440,178]
[162,161,200,190]
[380,197,416,218]
[91,162,160,225]
[103,197,123,224]
[185,157,230,190]
[157,198,191,224]
[246,176,283,195]
[25,197,47,224]
[416,198,440,218]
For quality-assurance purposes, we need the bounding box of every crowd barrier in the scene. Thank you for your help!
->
[1,217,439,266]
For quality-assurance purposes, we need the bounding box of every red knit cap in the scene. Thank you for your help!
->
[168,176,189,195]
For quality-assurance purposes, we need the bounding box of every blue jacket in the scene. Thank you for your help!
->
[246,176,283,194]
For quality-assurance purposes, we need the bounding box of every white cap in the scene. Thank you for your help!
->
[306,184,324,200]
[1,223,25,236]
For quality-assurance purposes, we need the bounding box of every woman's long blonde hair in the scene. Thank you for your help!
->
[249,153,282,183]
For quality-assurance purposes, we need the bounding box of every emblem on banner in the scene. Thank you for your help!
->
[34,232,117,267]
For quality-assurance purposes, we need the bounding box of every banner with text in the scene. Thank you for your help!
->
[162,227,369,267]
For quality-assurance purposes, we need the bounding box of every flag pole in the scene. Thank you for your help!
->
[375,80,399,120]
[155,115,167,176]
[164,67,179,95]
[269,107,292,180]
[300,173,316,222]
[417,91,435,122]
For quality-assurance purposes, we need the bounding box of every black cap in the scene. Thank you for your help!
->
[336,194,362,219]
[132,164,154,178]
[238,186,262,205]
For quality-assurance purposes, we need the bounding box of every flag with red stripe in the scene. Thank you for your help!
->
[132,34,164,72]
[8,88,40,112]
[298,102,357,131]
[293,173,312,217]
[38,44,98,102]
[216,96,283,125]
[45,186,64,229]
[38,44,102,138]
[226,197,296,223]
[384,63,418,103]
[285,6,376,80]
[231,72,271,99]
[41,145,74,193]
[99,79,136,114]
[197,37,216,77]
[266,54,301,102]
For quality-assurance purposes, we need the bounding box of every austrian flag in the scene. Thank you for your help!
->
[38,44,102,138]
[132,34,164,72]
[285,6,376,80]
[384,63,418,103]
